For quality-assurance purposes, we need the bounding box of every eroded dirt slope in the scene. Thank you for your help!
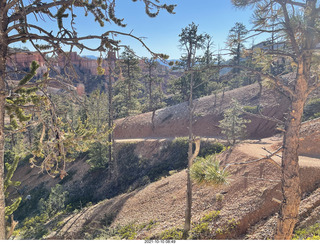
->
[48,121,320,239]
[114,83,290,140]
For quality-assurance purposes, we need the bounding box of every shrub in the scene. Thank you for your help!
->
[293,223,320,240]
[189,222,210,239]
[92,220,157,240]
[145,220,157,230]
[100,213,116,227]
[18,214,49,239]
[303,98,320,121]
[198,142,224,158]
[189,211,220,239]
[146,138,224,182]
[143,138,188,182]
[118,223,137,240]
[213,218,239,237]
[243,105,259,114]
[39,184,69,217]
[87,142,109,170]
[14,184,49,221]
[227,218,239,229]
[200,210,220,222]
[190,155,228,186]
[116,143,140,187]
[158,227,183,240]
[215,193,224,202]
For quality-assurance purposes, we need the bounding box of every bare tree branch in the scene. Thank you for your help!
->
[218,64,296,98]
[224,146,283,171]
[241,108,285,125]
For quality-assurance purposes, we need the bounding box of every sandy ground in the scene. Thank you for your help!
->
[49,125,320,239]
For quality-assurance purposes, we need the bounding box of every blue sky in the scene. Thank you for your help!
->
[19,1,265,59]
[111,0,256,59]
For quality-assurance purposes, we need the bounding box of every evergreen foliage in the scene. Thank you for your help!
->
[226,22,248,72]
[169,71,208,103]
[39,184,68,217]
[243,105,259,114]
[199,35,225,96]
[50,94,79,129]
[169,23,210,103]
[84,89,109,131]
[141,58,166,112]
[13,184,49,222]
[114,47,142,117]
[87,142,109,170]
[303,98,320,121]
[293,223,320,240]
[29,102,97,176]
[18,214,49,239]
[0,0,176,239]
[82,90,112,169]
[225,22,251,88]
[18,61,40,86]
[190,155,228,186]
[4,157,22,220]
[219,99,251,145]
[6,61,43,130]
[229,1,320,238]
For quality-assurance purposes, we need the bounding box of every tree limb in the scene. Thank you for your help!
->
[241,108,285,125]
[218,64,296,98]
[224,146,283,171]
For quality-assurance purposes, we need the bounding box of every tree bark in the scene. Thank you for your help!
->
[275,59,309,240]
[148,65,153,112]
[275,3,319,238]
[183,72,194,239]
[107,54,114,164]
[107,52,116,180]
[0,27,8,240]
[219,87,225,114]
[127,61,132,111]
[0,82,6,241]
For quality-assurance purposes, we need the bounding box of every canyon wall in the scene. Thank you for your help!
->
[7,51,116,76]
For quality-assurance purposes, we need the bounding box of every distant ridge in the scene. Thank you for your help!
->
[81,55,98,60]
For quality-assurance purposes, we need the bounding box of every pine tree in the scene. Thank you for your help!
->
[219,99,251,145]
[226,22,248,75]
[142,58,166,112]
[231,0,320,239]
[199,35,225,97]
[83,89,111,170]
[142,58,166,130]
[0,0,175,238]
[106,51,116,167]
[114,47,142,117]
[176,22,207,239]
[39,184,68,217]
[85,90,109,132]
[169,26,210,103]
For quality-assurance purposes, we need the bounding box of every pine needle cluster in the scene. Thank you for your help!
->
[190,155,228,186]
